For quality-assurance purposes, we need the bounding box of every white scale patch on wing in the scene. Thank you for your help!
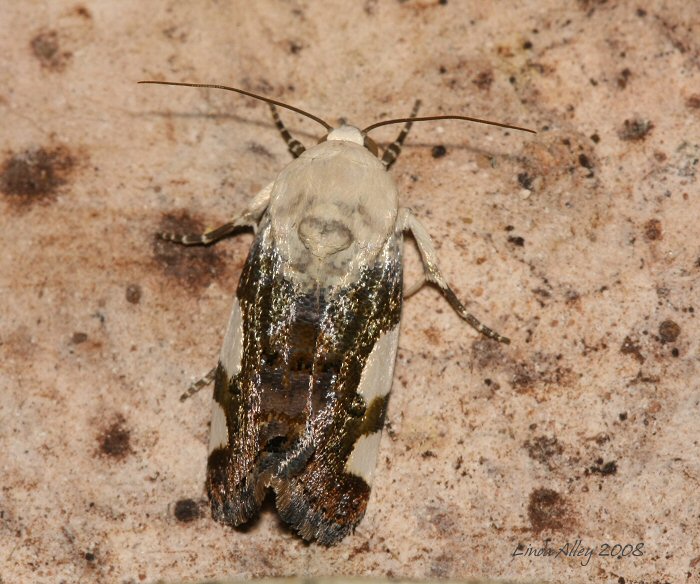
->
[344,325,400,483]
[356,325,400,403]
[220,297,244,377]
[208,297,244,455]
[345,431,383,484]
[208,401,228,454]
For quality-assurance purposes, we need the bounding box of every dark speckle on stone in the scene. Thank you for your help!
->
[1,146,75,203]
[618,118,653,141]
[588,460,618,476]
[98,416,131,459]
[644,218,662,241]
[431,145,447,158]
[473,70,494,90]
[658,320,680,343]
[126,284,142,304]
[71,332,88,344]
[524,436,563,467]
[30,30,72,71]
[528,488,568,532]
[74,5,92,18]
[578,153,593,169]
[174,498,202,523]
[617,68,632,89]
[517,172,534,190]
[620,336,644,363]
[248,142,274,158]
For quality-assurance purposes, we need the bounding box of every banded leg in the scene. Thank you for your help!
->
[180,367,216,402]
[270,104,305,158]
[399,208,510,344]
[382,100,421,169]
[158,182,273,245]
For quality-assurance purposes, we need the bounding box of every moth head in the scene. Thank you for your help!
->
[322,125,380,157]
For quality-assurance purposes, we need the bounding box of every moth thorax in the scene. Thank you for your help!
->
[298,216,353,258]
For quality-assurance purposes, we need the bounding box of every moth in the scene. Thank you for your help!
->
[141,80,534,545]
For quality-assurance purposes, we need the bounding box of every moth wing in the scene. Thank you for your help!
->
[207,220,403,545]
[271,232,403,545]
[206,222,292,525]
[272,324,400,545]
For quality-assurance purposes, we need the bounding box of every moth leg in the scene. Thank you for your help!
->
[399,208,510,344]
[269,104,305,158]
[179,367,217,402]
[403,275,426,298]
[381,99,421,170]
[159,182,273,245]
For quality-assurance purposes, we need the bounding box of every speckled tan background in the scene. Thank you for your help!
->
[1,1,698,583]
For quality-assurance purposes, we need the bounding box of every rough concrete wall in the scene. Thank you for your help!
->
[1,1,698,583]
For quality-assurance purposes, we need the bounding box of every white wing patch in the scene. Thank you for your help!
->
[220,297,244,377]
[209,400,228,454]
[356,325,400,404]
[209,297,243,454]
[345,431,383,484]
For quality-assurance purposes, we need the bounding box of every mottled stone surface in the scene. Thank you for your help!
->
[1,2,698,583]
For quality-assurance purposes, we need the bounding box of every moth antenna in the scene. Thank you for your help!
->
[138,80,333,132]
[363,114,536,135]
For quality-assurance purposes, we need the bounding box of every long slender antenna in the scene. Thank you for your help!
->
[138,80,333,132]
[363,114,536,135]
